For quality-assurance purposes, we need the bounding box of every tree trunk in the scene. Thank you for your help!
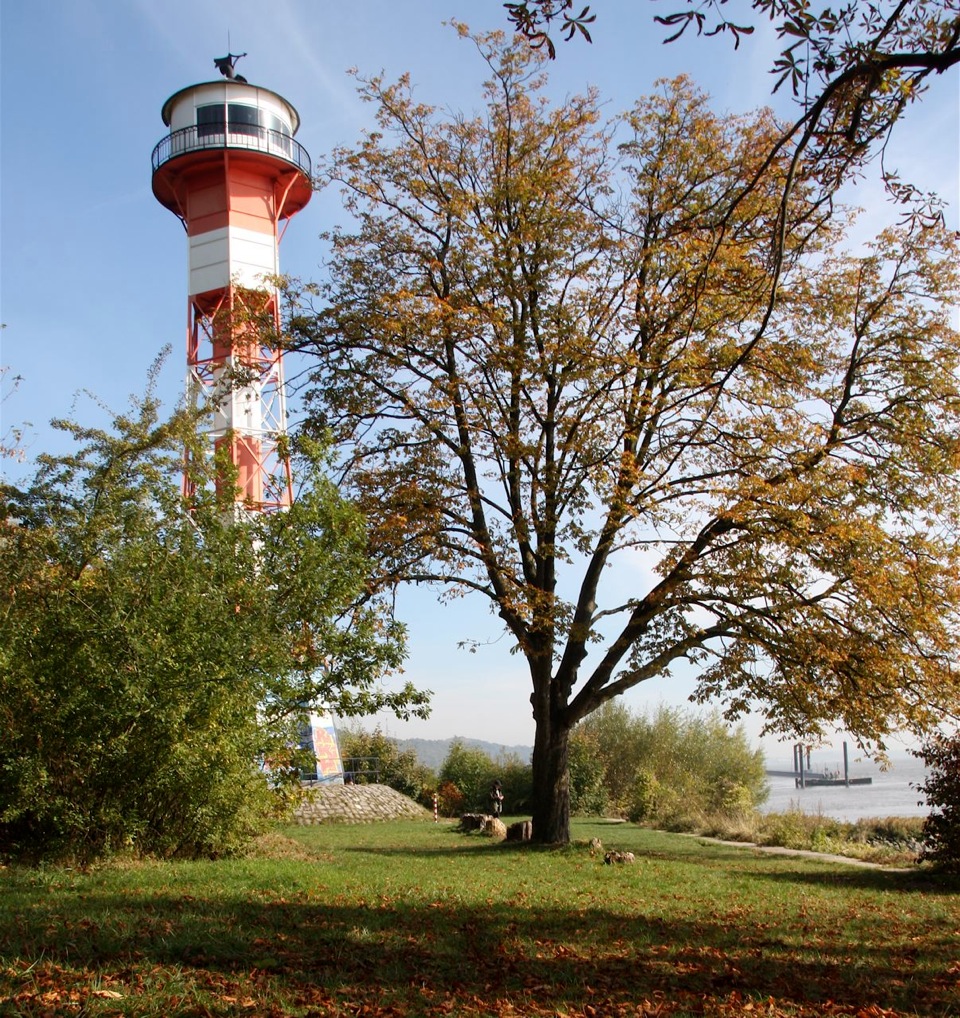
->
[529,669,572,844]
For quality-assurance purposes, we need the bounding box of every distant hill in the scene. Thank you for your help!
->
[394,736,533,771]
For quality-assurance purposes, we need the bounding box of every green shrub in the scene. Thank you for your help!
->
[0,517,285,864]
[758,808,823,851]
[754,810,924,864]
[0,392,415,865]
[573,702,768,828]
[338,725,434,801]
[918,734,960,872]
[434,741,534,816]
[438,740,500,812]
[495,752,534,815]
[626,770,658,823]
[569,734,609,816]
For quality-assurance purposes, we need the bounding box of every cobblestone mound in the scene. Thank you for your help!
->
[293,783,431,825]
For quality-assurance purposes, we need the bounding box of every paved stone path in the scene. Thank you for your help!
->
[689,834,914,871]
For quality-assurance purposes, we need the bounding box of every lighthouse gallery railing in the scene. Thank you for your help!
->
[152,125,311,176]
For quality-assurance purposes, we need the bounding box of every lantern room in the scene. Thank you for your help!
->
[151,79,312,228]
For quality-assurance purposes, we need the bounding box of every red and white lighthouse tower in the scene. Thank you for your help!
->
[151,61,346,783]
[151,57,311,511]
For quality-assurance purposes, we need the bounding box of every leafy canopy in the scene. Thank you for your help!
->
[505,2,960,227]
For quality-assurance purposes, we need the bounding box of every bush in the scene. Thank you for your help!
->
[625,770,656,823]
[569,735,609,816]
[338,725,434,801]
[752,810,925,865]
[0,516,285,864]
[0,393,415,865]
[495,752,534,815]
[918,733,960,872]
[439,740,500,812]
[572,702,647,812]
[435,780,466,817]
[435,740,533,816]
[572,702,768,828]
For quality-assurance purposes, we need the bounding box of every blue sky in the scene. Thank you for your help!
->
[2,1,957,761]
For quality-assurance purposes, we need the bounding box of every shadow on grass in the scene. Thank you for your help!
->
[336,838,575,859]
[2,882,956,1015]
[756,864,960,895]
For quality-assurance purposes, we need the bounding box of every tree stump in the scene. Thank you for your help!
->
[506,819,533,842]
[484,817,507,839]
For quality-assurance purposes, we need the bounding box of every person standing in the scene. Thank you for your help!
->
[489,779,504,817]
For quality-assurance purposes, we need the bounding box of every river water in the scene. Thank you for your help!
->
[760,754,930,822]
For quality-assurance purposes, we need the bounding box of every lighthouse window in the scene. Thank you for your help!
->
[228,104,261,136]
[268,114,291,137]
[196,104,226,137]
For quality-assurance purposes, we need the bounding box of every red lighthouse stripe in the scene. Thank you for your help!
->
[185,165,281,237]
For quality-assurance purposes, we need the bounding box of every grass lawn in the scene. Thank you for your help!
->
[0,818,957,1017]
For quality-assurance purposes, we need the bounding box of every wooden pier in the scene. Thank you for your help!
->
[765,742,873,789]
[803,776,873,787]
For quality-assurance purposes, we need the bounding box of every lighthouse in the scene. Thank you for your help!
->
[152,58,345,783]
[151,55,311,511]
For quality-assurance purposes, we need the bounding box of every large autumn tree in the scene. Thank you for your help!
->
[289,30,960,843]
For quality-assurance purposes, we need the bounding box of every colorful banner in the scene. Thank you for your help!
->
[298,711,344,784]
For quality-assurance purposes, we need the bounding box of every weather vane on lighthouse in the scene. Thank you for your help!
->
[214,52,248,81]
[150,56,312,513]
